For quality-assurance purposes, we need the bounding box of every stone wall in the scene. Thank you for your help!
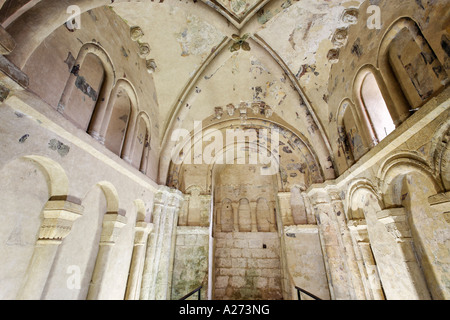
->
[214,232,283,300]
[283,225,330,300]
[171,226,209,300]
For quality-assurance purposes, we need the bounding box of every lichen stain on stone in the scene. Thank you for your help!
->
[75,76,98,102]
[257,9,273,25]
[176,15,224,58]
[48,139,70,157]
[18,134,29,143]
[351,38,363,58]
[120,46,129,58]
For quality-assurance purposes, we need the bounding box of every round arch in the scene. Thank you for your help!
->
[22,155,69,197]
[376,151,443,207]
[164,116,328,189]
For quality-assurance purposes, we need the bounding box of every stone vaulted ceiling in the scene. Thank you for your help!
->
[111,0,365,183]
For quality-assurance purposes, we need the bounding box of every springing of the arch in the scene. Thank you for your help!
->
[133,199,147,222]
[21,155,69,197]
[345,178,382,221]
[96,181,120,213]
[376,152,443,208]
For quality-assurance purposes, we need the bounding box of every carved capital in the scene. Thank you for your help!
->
[100,212,127,245]
[37,197,84,244]
[348,219,369,243]
[134,222,154,245]
[307,189,330,206]
[377,207,411,242]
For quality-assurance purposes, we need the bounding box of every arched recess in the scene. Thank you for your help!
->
[184,185,208,227]
[378,153,449,299]
[378,17,448,115]
[347,179,430,300]
[238,198,251,232]
[353,65,396,146]
[159,36,337,185]
[128,112,152,175]
[206,141,284,195]
[430,119,450,191]
[167,117,326,194]
[219,198,234,233]
[102,79,139,157]
[336,99,365,164]
[57,42,116,136]
[42,183,107,300]
[377,152,443,208]
[0,155,68,299]
[256,197,275,232]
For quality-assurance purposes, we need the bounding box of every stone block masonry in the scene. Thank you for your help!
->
[214,232,283,300]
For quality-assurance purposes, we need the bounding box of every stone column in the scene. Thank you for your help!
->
[215,203,221,233]
[87,211,127,300]
[277,192,294,226]
[97,84,122,144]
[140,187,184,300]
[268,201,277,232]
[249,201,258,232]
[17,197,83,300]
[328,188,366,300]
[178,194,189,226]
[231,202,239,232]
[348,220,385,300]
[301,191,316,225]
[308,189,352,300]
[139,132,151,174]
[377,207,431,300]
[125,222,154,300]
[121,117,138,164]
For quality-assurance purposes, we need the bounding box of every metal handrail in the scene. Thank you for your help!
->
[179,286,203,300]
[295,286,322,300]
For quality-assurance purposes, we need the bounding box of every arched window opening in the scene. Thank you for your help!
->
[360,72,396,143]
[64,53,105,131]
[386,23,447,110]
[104,89,132,157]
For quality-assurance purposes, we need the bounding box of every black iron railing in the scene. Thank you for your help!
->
[179,286,202,300]
[295,286,322,300]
